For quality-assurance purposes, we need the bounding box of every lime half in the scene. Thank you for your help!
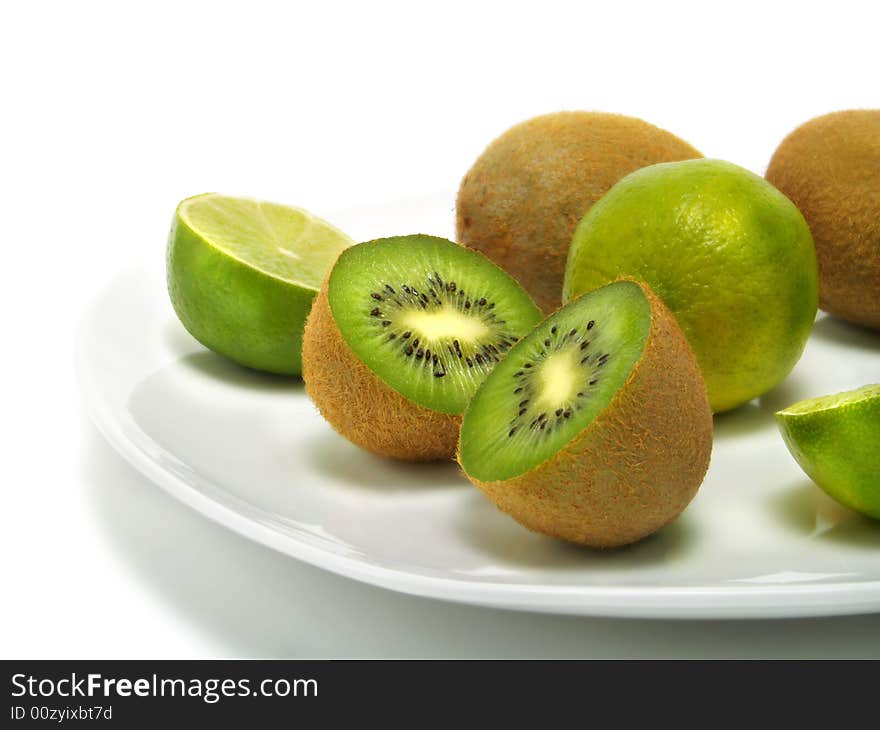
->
[167,193,353,375]
[776,384,880,519]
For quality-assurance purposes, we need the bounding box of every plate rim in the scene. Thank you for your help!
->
[75,266,880,620]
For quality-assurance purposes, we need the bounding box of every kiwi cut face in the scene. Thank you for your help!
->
[460,281,651,481]
[327,235,543,414]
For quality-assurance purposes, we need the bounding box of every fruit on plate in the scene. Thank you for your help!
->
[302,234,542,460]
[458,279,713,547]
[167,193,353,375]
[564,158,819,412]
[775,384,880,519]
[456,111,701,313]
[766,109,880,329]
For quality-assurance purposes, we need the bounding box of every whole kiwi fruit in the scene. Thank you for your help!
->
[456,111,702,313]
[766,109,880,329]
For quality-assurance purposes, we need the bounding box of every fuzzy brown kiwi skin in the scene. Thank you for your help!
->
[765,109,880,329]
[456,112,702,314]
[457,281,713,548]
[302,285,460,461]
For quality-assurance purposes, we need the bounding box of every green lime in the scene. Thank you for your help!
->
[564,159,818,412]
[776,385,880,519]
[167,193,353,375]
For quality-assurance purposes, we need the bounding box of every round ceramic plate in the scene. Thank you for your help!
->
[76,194,880,619]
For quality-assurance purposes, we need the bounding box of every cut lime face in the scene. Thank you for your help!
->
[459,281,651,482]
[167,193,353,375]
[327,235,542,414]
[178,194,351,289]
[776,384,880,519]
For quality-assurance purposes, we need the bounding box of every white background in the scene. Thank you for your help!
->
[2,0,879,657]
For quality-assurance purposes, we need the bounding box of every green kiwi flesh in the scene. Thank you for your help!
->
[327,235,543,414]
[460,281,650,481]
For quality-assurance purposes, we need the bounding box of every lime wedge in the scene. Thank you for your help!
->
[776,384,880,519]
[167,193,353,375]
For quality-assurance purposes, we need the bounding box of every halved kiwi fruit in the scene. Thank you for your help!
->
[458,280,713,547]
[302,234,543,460]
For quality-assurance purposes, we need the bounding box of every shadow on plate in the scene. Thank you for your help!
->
[712,402,775,440]
[179,351,304,394]
[770,479,880,547]
[451,490,697,571]
[757,372,815,415]
[810,314,880,352]
[302,430,467,494]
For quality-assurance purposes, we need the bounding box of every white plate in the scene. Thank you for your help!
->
[76,194,880,619]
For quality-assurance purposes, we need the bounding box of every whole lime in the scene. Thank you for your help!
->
[564,159,818,412]
[776,385,880,519]
[167,194,353,375]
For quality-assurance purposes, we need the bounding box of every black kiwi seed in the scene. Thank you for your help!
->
[479,298,487,306]
[569,329,577,338]
[518,408,527,416]
[508,427,517,437]
[466,357,474,367]
[589,379,598,386]
[370,307,381,316]
[519,400,530,407]
[371,293,383,301]
[448,282,457,292]
[563,410,572,418]
[388,333,396,340]
[555,408,563,417]
[382,320,391,326]
[587,320,595,329]
[524,363,532,368]
[514,386,523,394]
[405,346,413,356]
[580,341,589,350]
[402,331,411,339]
[514,371,524,377]
[544,339,551,348]
[416,349,424,359]
[550,326,558,335]
[385,284,396,294]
